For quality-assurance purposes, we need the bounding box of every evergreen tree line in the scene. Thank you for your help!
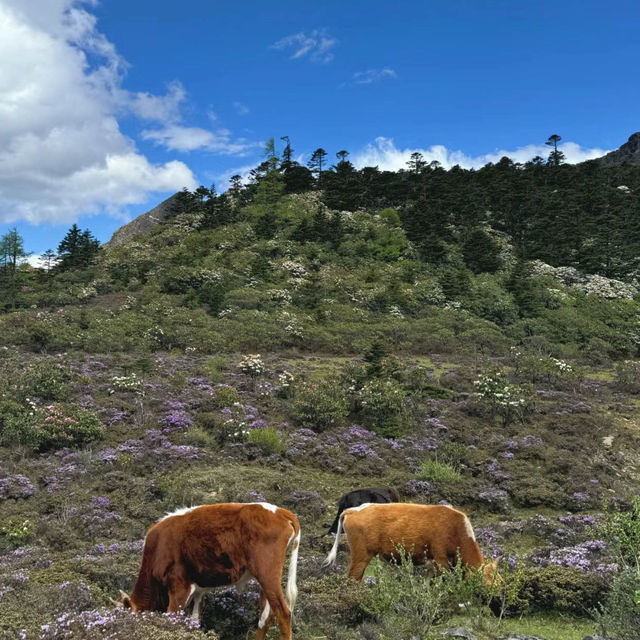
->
[0,224,99,311]
[182,136,640,279]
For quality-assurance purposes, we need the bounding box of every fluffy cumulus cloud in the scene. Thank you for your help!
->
[0,0,242,224]
[352,137,609,171]
[271,29,337,63]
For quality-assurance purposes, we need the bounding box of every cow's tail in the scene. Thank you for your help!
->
[324,510,346,567]
[286,517,301,613]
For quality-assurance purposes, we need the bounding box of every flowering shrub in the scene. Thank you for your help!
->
[474,372,527,425]
[2,404,103,451]
[36,608,217,640]
[109,373,143,394]
[355,378,408,437]
[12,359,71,402]
[275,371,295,398]
[512,349,578,386]
[290,380,348,432]
[208,385,241,408]
[1,519,33,546]
[238,354,265,377]
[0,474,35,501]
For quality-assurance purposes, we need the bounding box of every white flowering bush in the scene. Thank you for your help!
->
[474,372,527,425]
[76,284,98,301]
[281,260,307,278]
[280,311,304,339]
[110,373,143,394]
[239,354,266,377]
[267,289,292,305]
[512,348,577,386]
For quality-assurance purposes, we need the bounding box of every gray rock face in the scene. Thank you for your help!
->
[104,192,183,250]
[597,132,640,167]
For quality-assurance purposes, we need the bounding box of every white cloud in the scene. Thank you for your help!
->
[233,101,250,116]
[214,164,257,190]
[141,125,259,155]
[271,29,337,63]
[0,1,210,224]
[352,137,609,171]
[351,68,397,85]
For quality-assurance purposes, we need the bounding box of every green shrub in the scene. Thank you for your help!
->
[248,427,286,454]
[513,350,579,387]
[614,360,640,393]
[208,384,241,408]
[363,553,453,638]
[1,518,34,547]
[519,565,610,615]
[418,458,463,484]
[356,378,408,437]
[13,359,72,401]
[290,380,348,432]
[596,564,640,640]
[201,356,229,383]
[599,497,640,565]
[2,404,103,451]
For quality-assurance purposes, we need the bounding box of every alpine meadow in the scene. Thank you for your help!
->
[1,2,640,640]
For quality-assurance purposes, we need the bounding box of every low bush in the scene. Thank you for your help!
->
[518,565,610,615]
[248,427,286,454]
[2,404,103,451]
[596,563,640,640]
[290,380,349,432]
[614,360,640,393]
[355,378,409,438]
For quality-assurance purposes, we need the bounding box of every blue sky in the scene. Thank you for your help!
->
[1,0,638,256]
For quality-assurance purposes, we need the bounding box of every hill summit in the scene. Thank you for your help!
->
[597,131,640,166]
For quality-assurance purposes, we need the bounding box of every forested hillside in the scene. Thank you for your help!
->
[0,141,639,640]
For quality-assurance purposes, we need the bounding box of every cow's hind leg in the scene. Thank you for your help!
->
[347,552,373,581]
[254,589,276,640]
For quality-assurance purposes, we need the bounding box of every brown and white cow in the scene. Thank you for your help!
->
[324,502,498,585]
[112,503,301,640]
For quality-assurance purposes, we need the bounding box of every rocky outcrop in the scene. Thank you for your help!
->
[596,132,640,166]
[104,192,183,250]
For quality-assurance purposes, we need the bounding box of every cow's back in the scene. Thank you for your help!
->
[343,503,471,561]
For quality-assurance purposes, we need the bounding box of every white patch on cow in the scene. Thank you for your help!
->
[346,502,374,513]
[160,505,203,521]
[246,502,278,513]
[463,516,476,541]
[258,599,271,628]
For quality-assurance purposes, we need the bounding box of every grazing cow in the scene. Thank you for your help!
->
[324,503,498,585]
[327,486,399,535]
[112,503,301,640]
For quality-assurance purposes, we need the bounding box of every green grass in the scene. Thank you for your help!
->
[418,459,463,483]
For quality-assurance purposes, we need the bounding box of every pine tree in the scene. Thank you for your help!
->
[462,228,503,274]
[0,228,29,309]
[308,148,328,187]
